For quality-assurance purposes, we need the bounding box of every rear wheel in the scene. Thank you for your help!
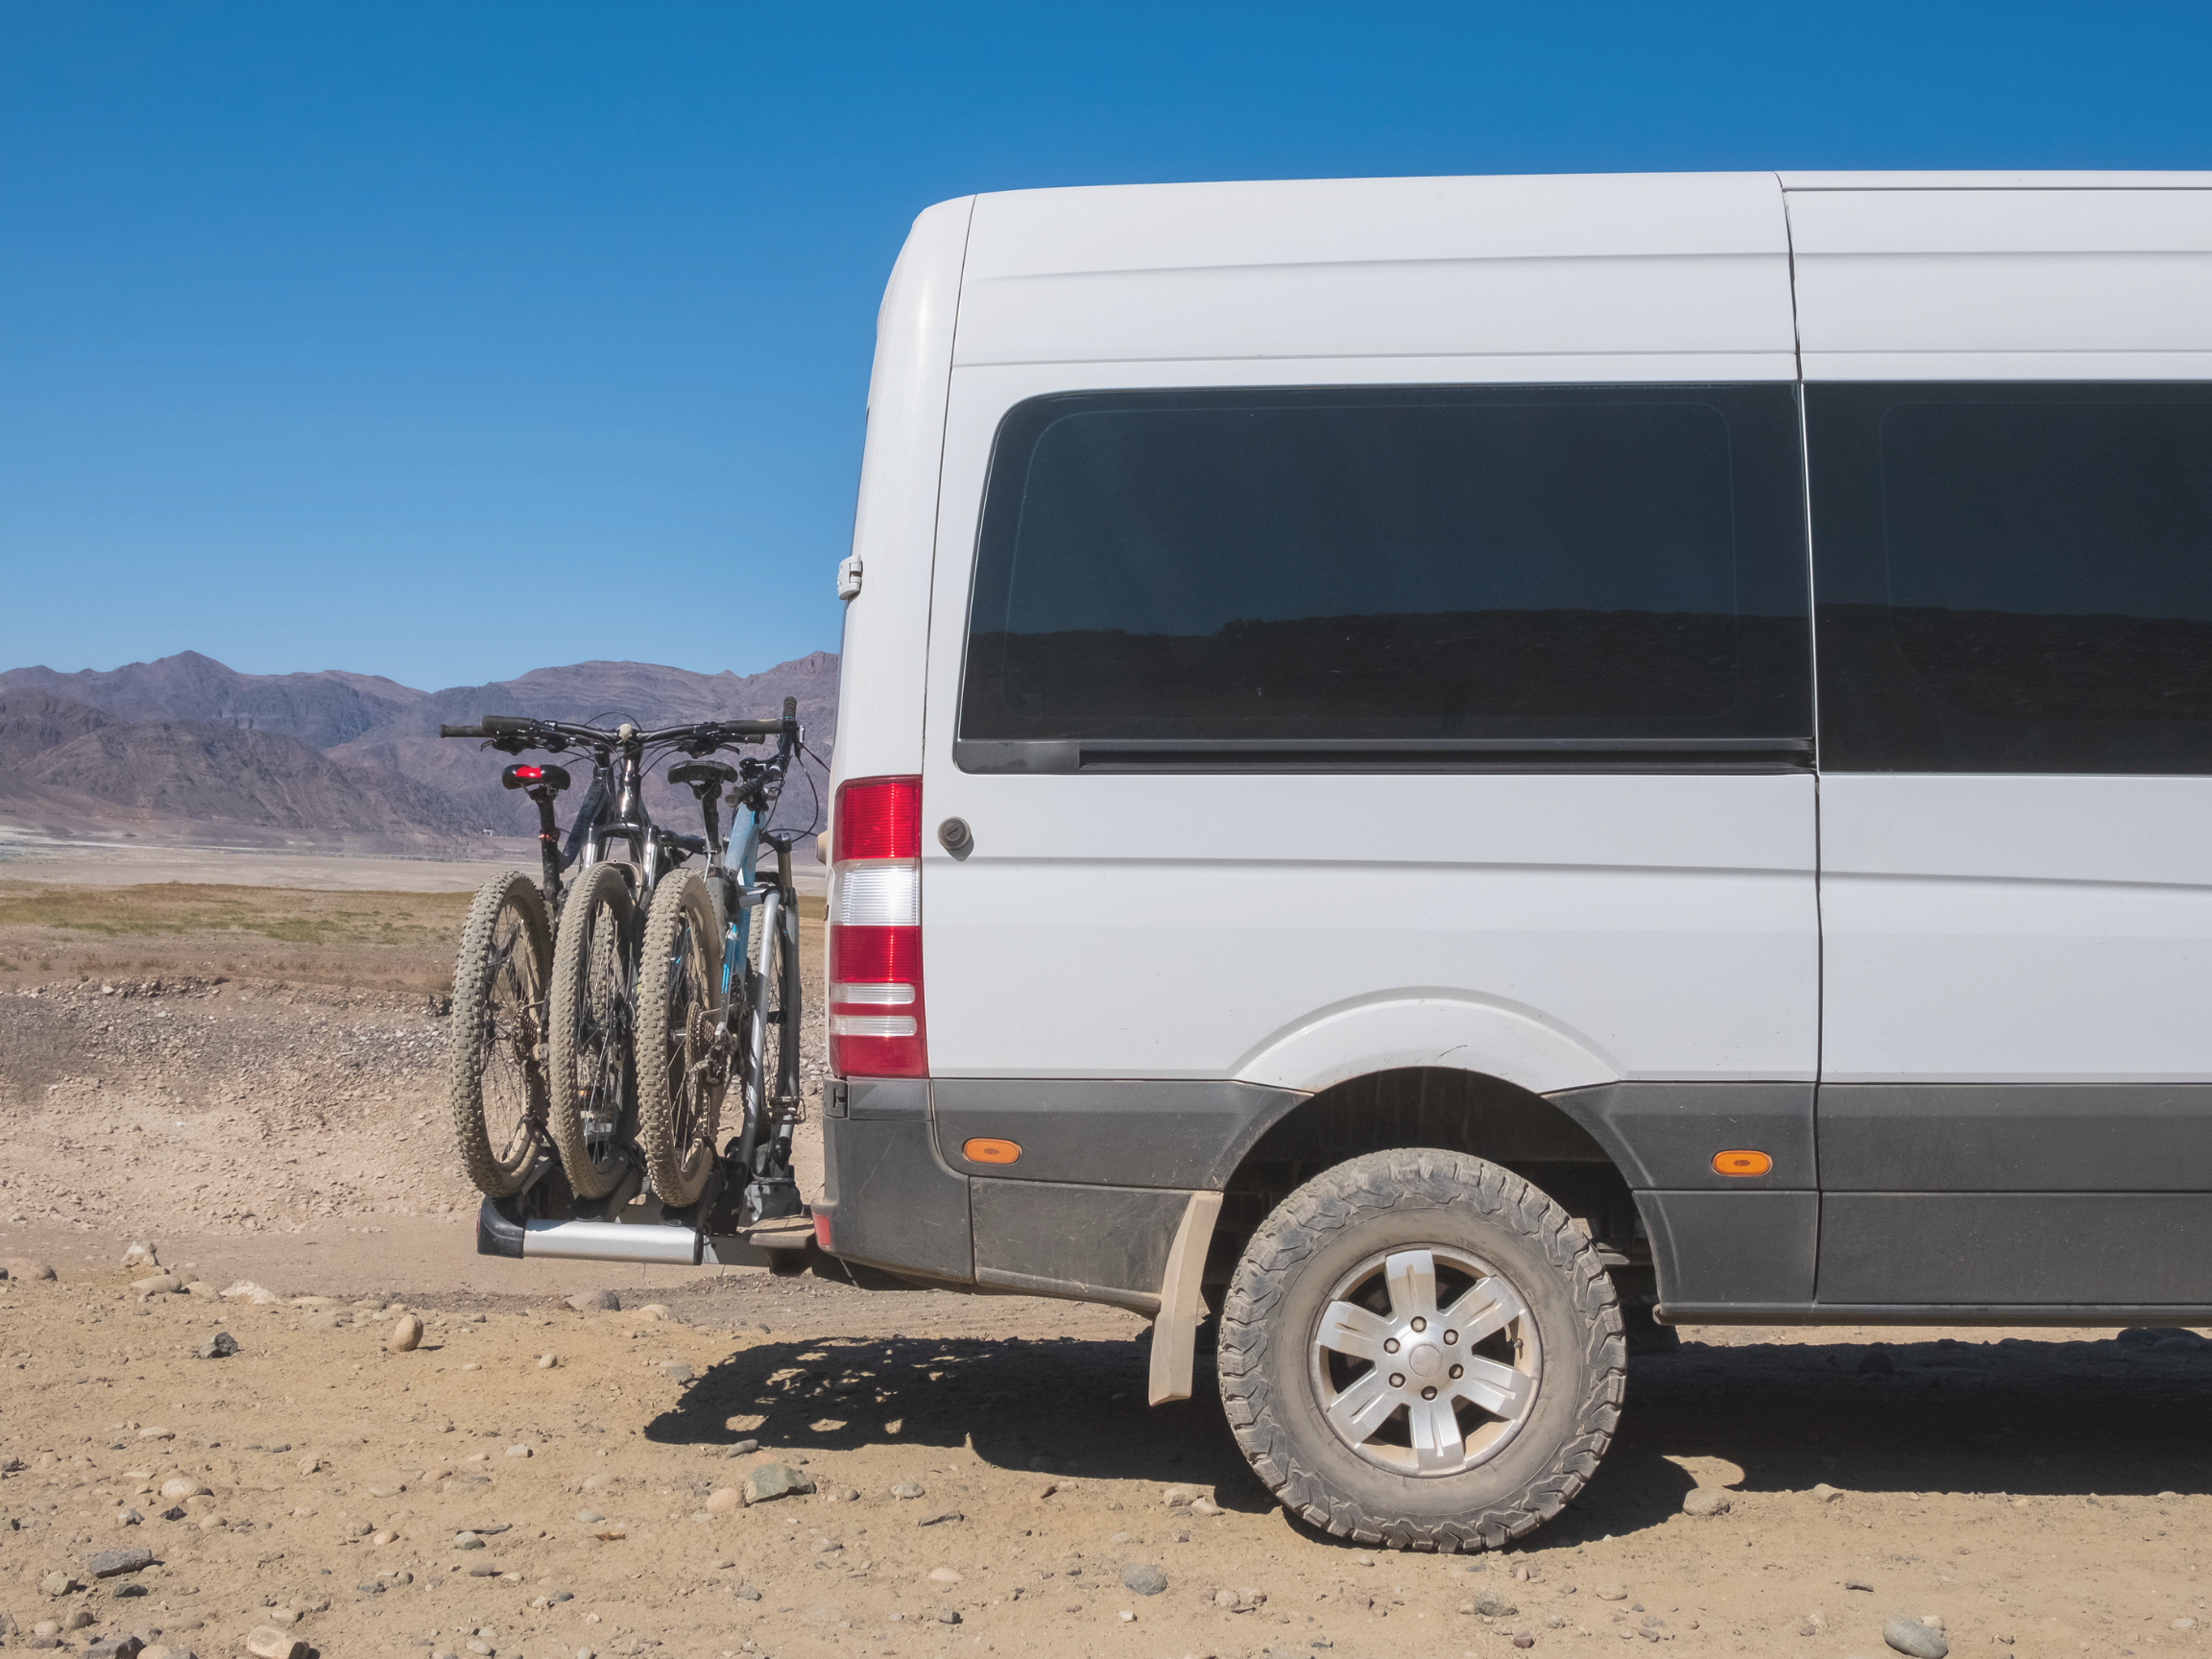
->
[1217,1148,1623,1551]
[636,870,728,1207]
[446,871,553,1197]
[547,860,638,1199]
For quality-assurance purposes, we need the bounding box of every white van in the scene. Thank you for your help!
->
[813,171,2212,1551]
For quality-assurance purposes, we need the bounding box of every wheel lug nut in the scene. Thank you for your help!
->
[1421,1385,1437,1401]
[1450,1364,1463,1379]
[1443,1330,1457,1344]
[1383,1338,1400,1354]
[1389,1373,1406,1388]
[1410,1316,1427,1333]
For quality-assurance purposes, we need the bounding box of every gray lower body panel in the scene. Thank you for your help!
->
[1638,1190,1818,1310]
[1549,1081,1815,1190]
[817,1083,973,1285]
[1818,1083,2212,1190]
[970,1179,1190,1312]
[931,1077,1304,1187]
[1816,1192,2212,1305]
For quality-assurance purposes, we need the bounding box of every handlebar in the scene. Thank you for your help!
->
[436,709,802,749]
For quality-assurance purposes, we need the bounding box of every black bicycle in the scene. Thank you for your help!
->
[438,702,809,1226]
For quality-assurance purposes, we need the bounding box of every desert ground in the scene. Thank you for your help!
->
[3,845,2210,1659]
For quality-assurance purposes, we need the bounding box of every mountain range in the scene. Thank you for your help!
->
[0,649,839,854]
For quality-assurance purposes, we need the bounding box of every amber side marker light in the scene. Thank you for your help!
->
[963,1138,1022,1166]
[1713,1149,1773,1177]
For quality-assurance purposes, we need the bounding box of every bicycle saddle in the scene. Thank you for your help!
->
[669,758,739,793]
[501,762,571,792]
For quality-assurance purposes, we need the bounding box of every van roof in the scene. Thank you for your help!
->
[950,172,2212,371]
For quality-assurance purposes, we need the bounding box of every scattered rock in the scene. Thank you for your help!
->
[928,1568,963,1585]
[734,1586,761,1601]
[40,1571,75,1597]
[1190,1496,1221,1516]
[566,1289,621,1311]
[122,1243,158,1271]
[455,1531,487,1550]
[5,1256,57,1280]
[505,1444,532,1458]
[221,1281,282,1307]
[1595,1585,1627,1601]
[1845,1577,1874,1592]
[1120,1562,1168,1597]
[706,1488,740,1515]
[197,1332,239,1360]
[388,1315,424,1353]
[160,1478,207,1501]
[131,1275,181,1297]
[890,1481,924,1500]
[1467,1591,1519,1617]
[1812,1483,1844,1503]
[1681,1487,1730,1517]
[136,1426,174,1441]
[724,1438,758,1456]
[936,1607,961,1625]
[538,1354,558,1369]
[86,1546,155,1576]
[918,1509,964,1527]
[659,1361,694,1382]
[1883,1614,1949,1658]
[743,1464,816,1505]
[1162,1485,1198,1507]
[85,1637,143,1659]
[246,1629,305,1659]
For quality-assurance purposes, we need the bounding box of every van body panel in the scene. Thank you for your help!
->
[957,173,1796,369]
[821,170,2212,1334]
[1789,185,2212,380]
[1819,776,2212,1084]
[829,196,974,795]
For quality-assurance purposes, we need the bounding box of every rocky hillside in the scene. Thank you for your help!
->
[0,650,840,848]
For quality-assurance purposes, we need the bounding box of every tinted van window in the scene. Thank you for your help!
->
[1809,383,2212,774]
[958,385,1812,762]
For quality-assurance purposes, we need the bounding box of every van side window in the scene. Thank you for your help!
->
[1809,383,2212,774]
[956,385,1812,766]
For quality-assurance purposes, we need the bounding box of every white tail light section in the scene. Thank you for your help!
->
[828,775,926,1077]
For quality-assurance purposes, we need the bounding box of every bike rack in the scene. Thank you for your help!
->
[473,1141,817,1270]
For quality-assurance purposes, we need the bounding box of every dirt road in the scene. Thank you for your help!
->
[3,874,2211,1659]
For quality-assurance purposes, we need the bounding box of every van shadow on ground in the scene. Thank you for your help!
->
[644,1327,2212,1552]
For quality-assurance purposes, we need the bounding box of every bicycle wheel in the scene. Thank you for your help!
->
[446,870,553,1197]
[547,859,639,1198]
[636,869,728,1208]
[735,888,803,1213]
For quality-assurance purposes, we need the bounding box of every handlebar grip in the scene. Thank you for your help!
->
[782,696,798,722]
[481,715,534,733]
[438,724,486,738]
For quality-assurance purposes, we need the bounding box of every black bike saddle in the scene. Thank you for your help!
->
[668,759,739,792]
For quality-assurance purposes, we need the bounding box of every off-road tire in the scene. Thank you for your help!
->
[636,869,727,1207]
[547,860,639,1198]
[1216,1148,1624,1551]
[446,871,553,1197]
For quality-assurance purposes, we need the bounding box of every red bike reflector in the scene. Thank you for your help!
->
[833,776,922,863]
[813,1212,833,1251]
[513,765,542,781]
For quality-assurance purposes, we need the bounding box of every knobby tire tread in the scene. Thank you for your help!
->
[1215,1147,1625,1552]
[446,871,552,1198]
[636,870,725,1208]
[547,861,637,1199]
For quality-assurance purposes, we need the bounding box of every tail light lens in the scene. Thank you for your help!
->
[829,775,926,1077]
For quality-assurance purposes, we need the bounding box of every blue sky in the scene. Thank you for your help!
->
[3,2,2209,691]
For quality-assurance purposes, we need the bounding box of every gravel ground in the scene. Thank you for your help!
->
[4,878,2212,1657]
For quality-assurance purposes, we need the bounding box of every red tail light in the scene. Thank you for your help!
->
[828,775,926,1078]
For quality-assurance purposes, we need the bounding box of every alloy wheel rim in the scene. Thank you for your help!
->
[1307,1245,1541,1477]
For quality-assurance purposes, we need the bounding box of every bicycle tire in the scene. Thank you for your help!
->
[547,859,639,1198]
[636,869,728,1207]
[446,870,554,1197]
